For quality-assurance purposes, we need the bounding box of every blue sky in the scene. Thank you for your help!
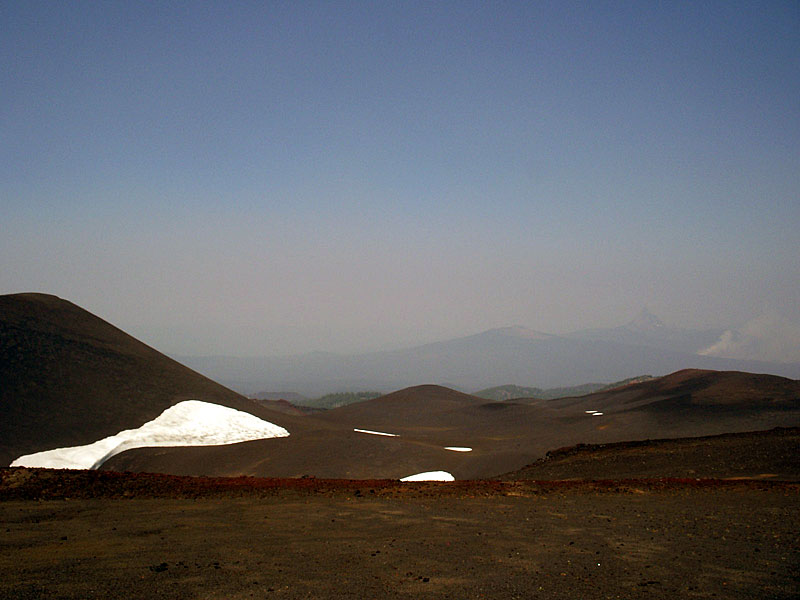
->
[2,1,799,357]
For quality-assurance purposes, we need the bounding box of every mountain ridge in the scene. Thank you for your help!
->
[179,319,800,396]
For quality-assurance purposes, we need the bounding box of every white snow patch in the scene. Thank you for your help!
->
[11,400,290,470]
[400,471,455,482]
[592,412,604,416]
[353,428,398,437]
[585,410,598,414]
[444,447,472,452]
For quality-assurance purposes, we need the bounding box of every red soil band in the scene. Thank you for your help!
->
[2,467,797,501]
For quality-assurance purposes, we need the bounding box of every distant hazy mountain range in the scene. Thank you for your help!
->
[253,378,652,409]
[254,391,383,410]
[474,375,656,402]
[179,309,800,396]
[564,308,724,354]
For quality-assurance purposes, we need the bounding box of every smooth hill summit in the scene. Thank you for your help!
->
[321,384,486,419]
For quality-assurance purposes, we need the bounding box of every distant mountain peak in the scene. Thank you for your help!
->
[626,307,665,332]
[490,326,552,340]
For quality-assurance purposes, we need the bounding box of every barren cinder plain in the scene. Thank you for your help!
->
[1,469,798,600]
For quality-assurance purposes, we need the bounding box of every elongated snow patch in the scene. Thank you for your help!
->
[444,446,472,452]
[11,400,290,470]
[400,471,455,482]
[353,428,398,437]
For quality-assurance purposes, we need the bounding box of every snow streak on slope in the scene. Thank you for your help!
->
[353,428,398,437]
[11,400,290,470]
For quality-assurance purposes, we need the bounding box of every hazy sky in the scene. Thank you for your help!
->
[2,1,799,357]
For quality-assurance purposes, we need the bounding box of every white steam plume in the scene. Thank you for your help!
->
[699,311,800,363]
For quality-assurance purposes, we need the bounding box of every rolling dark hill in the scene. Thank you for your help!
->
[0,293,303,466]
[540,368,800,418]
[312,371,800,479]
[499,427,800,481]
[474,375,655,401]
[109,370,800,480]
[318,384,486,423]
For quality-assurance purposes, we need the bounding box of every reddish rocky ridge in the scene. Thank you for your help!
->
[2,467,796,501]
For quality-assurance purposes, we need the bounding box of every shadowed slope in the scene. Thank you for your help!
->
[0,293,300,466]
[539,368,800,426]
[600,368,800,406]
[500,427,800,481]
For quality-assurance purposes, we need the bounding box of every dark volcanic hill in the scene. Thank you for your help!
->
[0,293,300,466]
[109,367,800,480]
[309,371,800,479]
[499,427,800,481]
[318,384,487,423]
[541,368,800,420]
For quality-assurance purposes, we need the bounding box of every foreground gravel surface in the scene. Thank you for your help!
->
[1,472,797,599]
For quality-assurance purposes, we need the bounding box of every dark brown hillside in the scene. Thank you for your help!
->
[500,427,800,481]
[0,293,299,466]
[583,368,800,408]
[306,372,800,480]
[533,369,800,435]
